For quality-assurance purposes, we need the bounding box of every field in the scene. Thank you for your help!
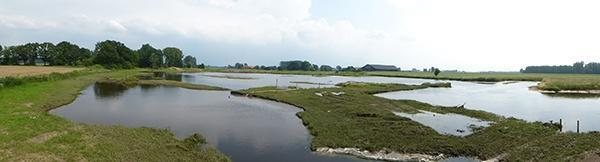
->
[0,69,229,161]
[0,66,84,78]
[235,82,600,161]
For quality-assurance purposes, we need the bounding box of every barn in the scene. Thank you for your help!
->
[361,64,399,71]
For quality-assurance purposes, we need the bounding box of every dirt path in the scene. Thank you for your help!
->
[0,66,83,78]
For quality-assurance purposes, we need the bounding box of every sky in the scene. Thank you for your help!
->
[1,0,599,71]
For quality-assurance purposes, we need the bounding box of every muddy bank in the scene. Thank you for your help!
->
[316,147,444,162]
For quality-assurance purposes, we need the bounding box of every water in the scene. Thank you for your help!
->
[180,72,432,90]
[376,81,600,132]
[51,83,367,162]
[393,110,493,136]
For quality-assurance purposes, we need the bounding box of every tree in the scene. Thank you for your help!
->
[198,63,206,69]
[312,64,319,71]
[54,41,92,66]
[434,68,441,76]
[94,40,135,69]
[163,47,183,67]
[1,46,18,65]
[137,44,163,68]
[336,65,342,71]
[183,55,197,68]
[38,42,56,65]
[320,65,334,71]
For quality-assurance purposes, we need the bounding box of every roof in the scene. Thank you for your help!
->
[362,64,398,70]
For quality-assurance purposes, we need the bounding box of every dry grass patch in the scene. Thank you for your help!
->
[0,66,84,78]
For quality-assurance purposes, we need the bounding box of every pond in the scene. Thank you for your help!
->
[376,81,600,132]
[51,83,367,162]
[180,72,432,90]
[393,110,493,136]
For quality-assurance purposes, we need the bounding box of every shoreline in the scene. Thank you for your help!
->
[316,147,445,162]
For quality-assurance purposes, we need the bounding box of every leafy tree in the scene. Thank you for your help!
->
[434,68,441,76]
[312,64,319,71]
[54,41,92,66]
[198,63,206,69]
[163,47,184,67]
[94,40,135,69]
[137,44,163,68]
[336,65,342,71]
[38,42,56,65]
[1,46,18,65]
[183,55,197,68]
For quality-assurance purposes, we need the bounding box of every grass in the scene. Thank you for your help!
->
[234,82,600,161]
[538,78,600,91]
[0,69,229,161]
[0,65,84,78]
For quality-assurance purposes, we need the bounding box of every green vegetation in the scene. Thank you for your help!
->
[234,82,600,161]
[1,41,204,69]
[522,61,600,74]
[538,78,600,91]
[0,69,229,161]
[201,74,257,80]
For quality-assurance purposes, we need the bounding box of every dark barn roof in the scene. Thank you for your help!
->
[361,64,398,71]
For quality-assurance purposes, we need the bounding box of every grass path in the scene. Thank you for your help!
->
[0,70,229,161]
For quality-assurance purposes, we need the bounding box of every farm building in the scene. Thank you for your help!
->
[361,64,399,71]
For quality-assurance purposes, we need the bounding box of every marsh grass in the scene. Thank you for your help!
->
[236,82,599,161]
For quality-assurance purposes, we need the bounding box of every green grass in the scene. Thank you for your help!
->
[539,78,600,91]
[0,69,229,161]
[235,82,600,161]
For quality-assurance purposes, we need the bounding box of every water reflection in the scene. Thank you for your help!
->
[51,83,367,162]
[93,82,128,99]
[393,110,492,136]
[182,72,432,90]
[376,81,600,132]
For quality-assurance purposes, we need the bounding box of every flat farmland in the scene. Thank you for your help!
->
[0,66,84,78]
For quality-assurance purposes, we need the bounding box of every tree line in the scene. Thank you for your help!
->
[0,40,201,69]
[521,61,600,74]
[228,60,361,72]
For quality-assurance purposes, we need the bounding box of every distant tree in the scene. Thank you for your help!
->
[163,47,184,67]
[55,41,92,66]
[342,66,356,72]
[93,40,135,69]
[137,44,163,68]
[320,65,334,71]
[336,65,342,71]
[198,63,206,69]
[1,46,18,65]
[234,63,244,69]
[183,55,197,68]
[312,64,319,71]
[522,61,600,74]
[434,68,441,76]
[38,42,56,65]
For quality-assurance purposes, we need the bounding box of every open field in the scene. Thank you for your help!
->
[0,69,229,161]
[0,66,84,78]
[234,82,600,161]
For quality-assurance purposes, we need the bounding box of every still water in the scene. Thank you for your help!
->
[51,72,600,162]
[376,81,600,132]
[393,110,493,136]
[180,72,432,90]
[51,83,366,162]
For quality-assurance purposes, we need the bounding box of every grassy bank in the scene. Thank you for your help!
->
[234,82,600,161]
[538,78,600,91]
[0,69,229,161]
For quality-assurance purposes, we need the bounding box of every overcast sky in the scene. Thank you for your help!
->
[1,0,599,71]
